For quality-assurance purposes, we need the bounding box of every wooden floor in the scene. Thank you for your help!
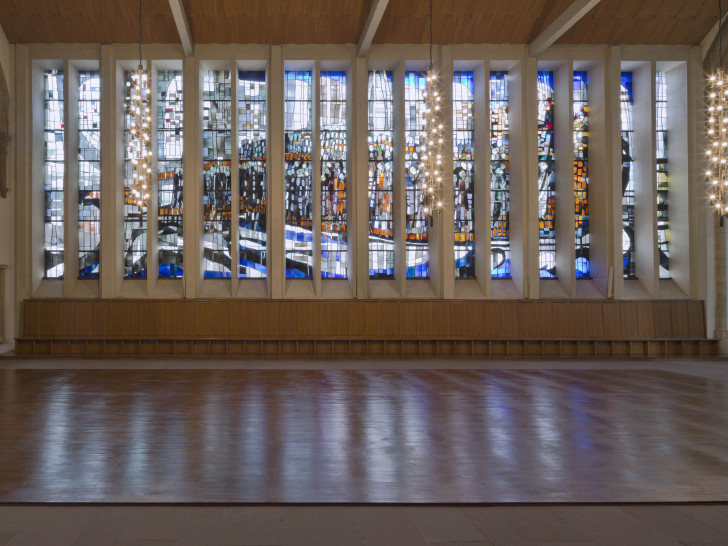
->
[1,361,728,503]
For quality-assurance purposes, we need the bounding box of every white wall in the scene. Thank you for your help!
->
[0,24,14,353]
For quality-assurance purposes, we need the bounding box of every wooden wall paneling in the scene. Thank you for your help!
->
[552,302,572,338]
[244,301,263,338]
[177,301,196,339]
[688,301,706,338]
[158,301,178,338]
[500,302,518,339]
[670,300,690,337]
[469,300,490,338]
[58,302,77,338]
[330,301,349,338]
[210,301,230,338]
[296,301,315,338]
[602,303,621,338]
[314,301,332,338]
[91,301,109,337]
[534,302,553,338]
[40,300,60,338]
[636,302,657,338]
[380,301,399,339]
[364,302,381,338]
[653,301,673,337]
[585,303,605,338]
[433,301,451,339]
[22,300,41,337]
[347,301,366,339]
[618,302,638,338]
[415,302,434,337]
[280,301,297,338]
[569,302,588,339]
[229,301,246,338]
[195,301,214,338]
[450,301,468,339]
[141,300,161,338]
[262,301,280,339]
[517,302,536,339]
[398,301,417,338]
[74,301,93,338]
[106,301,125,338]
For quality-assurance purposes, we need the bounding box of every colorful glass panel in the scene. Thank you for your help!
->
[320,71,347,279]
[157,70,184,278]
[621,72,635,279]
[238,71,267,278]
[78,70,100,279]
[490,71,510,278]
[368,70,394,279]
[537,71,556,279]
[44,69,64,278]
[285,71,313,278]
[573,71,589,278]
[453,71,474,278]
[202,70,232,278]
[404,71,429,278]
[656,71,670,279]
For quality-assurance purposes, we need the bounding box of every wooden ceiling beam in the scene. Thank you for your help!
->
[168,0,194,56]
[357,0,389,57]
[529,0,602,57]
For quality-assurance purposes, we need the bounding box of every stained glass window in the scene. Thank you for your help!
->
[44,69,64,279]
[537,71,556,279]
[404,71,429,278]
[490,71,510,278]
[368,70,394,279]
[573,71,589,278]
[78,70,100,279]
[157,70,183,278]
[453,71,474,278]
[123,70,147,278]
[202,70,232,278]
[656,71,669,279]
[284,70,313,278]
[320,71,348,279]
[620,72,635,279]
[238,71,267,278]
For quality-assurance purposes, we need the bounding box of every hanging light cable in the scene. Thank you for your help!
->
[127,0,152,210]
[708,0,728,222]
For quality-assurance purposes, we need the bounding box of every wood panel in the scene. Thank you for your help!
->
[18,299,710,343]
[2,0,719,46]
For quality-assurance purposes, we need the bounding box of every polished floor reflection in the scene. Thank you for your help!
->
[1,366,727,502]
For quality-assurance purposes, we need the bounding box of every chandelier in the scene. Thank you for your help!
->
[709,0,728,220]
[127,0,152,209]
[420,0,444,222]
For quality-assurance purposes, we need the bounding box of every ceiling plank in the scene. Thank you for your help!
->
[358,0,389,57]
[529,0,602,57]
[168,0,194,56]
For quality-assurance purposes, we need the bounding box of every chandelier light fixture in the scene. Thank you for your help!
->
[127,0,152,209]
[421,0,444,223]
[709,0,728,221]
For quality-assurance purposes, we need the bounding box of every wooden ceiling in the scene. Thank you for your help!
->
[0,0,723,47]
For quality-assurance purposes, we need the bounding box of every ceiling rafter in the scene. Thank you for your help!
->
[358,0,389,57]
[529,0,602,57]
[168,0,194,56]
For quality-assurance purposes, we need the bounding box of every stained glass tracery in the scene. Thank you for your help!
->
[537,71,556,279]
[202,70,232,278]
[656,71,670,279]
[368,70,394,279]
[285,70,313,278]
[573,71,590,278]
[490,71,510,278]
[453,71,474,278]
[320,71,347,279]
[238,71,267,278]
[157,70,184,278]
[44,69,64,279]
[123,70,147,278]
[404,71,429,278]
[621,72,635,279]
[78,70,100,278]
